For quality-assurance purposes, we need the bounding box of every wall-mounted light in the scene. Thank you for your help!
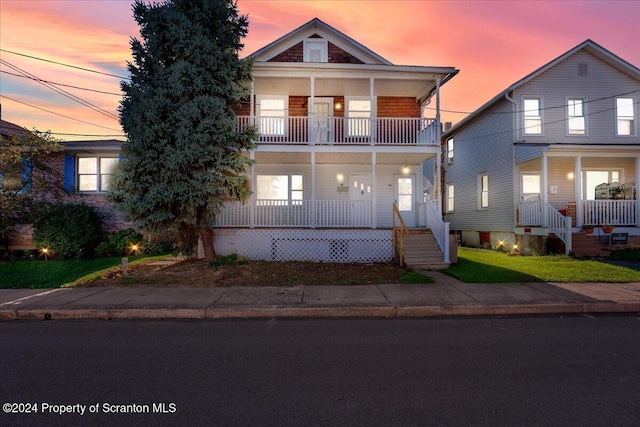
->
[334,102,342,111]
[337,172,344,183]
[401,164,410,175]
[567,172,575,180]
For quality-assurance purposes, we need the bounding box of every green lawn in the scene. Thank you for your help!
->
[0,255,164,289]
[444,247,640,283]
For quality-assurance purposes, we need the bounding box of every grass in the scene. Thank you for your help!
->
[0,254,168,289]
[444,247,640,283]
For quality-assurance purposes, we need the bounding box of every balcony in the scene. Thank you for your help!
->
[236,116,438,146]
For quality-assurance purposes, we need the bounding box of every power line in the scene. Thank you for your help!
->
[0,94,123,133]
[0,48,129,80]
[0,70,123,96]
[1,59,120,121]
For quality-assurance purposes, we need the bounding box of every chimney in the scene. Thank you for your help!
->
[444,122,452,132]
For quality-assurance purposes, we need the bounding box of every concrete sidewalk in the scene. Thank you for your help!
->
[2,270,640,320]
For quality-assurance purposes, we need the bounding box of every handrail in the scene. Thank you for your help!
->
[392,203,409,265]
[543,202,572,255]
[422,197,450,264]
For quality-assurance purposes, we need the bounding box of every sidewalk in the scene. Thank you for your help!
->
[2,270,640,320]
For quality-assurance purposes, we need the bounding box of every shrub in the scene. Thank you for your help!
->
[95,228,143,258]
[33,203,102,260]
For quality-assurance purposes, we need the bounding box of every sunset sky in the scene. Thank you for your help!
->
[1,0,639,141]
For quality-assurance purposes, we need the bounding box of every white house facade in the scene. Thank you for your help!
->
[442,40,640,257]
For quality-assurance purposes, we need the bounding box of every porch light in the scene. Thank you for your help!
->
[335,102,342,110]
[337,172,344,183]
[567,172,575,180]
[401,164,410,175]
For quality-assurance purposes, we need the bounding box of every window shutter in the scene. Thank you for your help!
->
[64,155,75,193]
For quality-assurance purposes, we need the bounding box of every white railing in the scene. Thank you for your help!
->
[216,199,372,228]
[544,202,572,255]
[236,116,437,145]
[418,198,450,264]
[518,201,543,226]
[582,200,637,226]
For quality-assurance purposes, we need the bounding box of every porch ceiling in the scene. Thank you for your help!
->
[253,150,434,165]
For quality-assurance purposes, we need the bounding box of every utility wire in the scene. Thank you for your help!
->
[0,70,122,96]
[0,48,128,80]
[0,94,123,133]
[1,59,120,121]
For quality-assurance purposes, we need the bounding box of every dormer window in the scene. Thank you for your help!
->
[303,39,328,63]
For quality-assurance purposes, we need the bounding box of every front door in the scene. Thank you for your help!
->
[350,174,372,227]
[310,97,333,144]
[395,174,416,227]
[520,173,542,225]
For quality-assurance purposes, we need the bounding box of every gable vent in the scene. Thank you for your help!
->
[578,63,588,77]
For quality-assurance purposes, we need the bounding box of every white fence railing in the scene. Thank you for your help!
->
[582,200,637,226]
[518,200,543,226]
[216,199,372,228]
[518,201,572,254]
[418,199,450,264]
[236,116,437,145]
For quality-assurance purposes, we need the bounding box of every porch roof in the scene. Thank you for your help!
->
[250,145,437,165]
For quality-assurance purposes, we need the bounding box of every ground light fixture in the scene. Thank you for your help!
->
[41,247,50,261]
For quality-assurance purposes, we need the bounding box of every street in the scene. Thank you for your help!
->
[2,316,640,426]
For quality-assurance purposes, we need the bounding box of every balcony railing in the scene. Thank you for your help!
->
[215,199,372,228]
[582,200,637,226]
[236,116,437,145]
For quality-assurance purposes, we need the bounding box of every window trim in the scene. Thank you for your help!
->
[256,95,288,137]
[446,137,454,164]
[345,96,375,137]
[615,96,636,137]
[77,155,119,193]
[478,173,489,210]
[446,183,455,213]
[256,174,304,205]
[522,96,544,136]
[566,96,588,136]
[303,39,328,63]
[582,168,624,201]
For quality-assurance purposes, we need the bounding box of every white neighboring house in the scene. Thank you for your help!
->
[442,40,640,257]
[213,18,458,265]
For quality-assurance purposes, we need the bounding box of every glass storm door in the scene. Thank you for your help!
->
[311,98,333,144]
[396,175,416,227]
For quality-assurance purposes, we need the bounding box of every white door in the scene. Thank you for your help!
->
[521,173,541,202]
[396,174,416,228]
[350,174,372,227]
[310,98,333,144]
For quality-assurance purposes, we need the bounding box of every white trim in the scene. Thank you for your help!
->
[566,96,588,136]
[256,95,288,136]
[615,96,637,137]
[303,39,328,63]
[522,95,544,136]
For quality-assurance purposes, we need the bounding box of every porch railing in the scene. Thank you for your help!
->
[517,201,572,255]
[582,200,637,226]
[418,198,450,263]
[215,199,372,228]
[236,116,437,145]
[392,203,408,265]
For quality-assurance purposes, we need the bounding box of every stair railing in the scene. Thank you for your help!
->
[392,203,409,265]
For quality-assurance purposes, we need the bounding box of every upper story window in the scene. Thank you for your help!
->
[345,97,373,137]
[567,97,587,135]
[523,97,543,135]
[479,173,489,209]
[446,137,454,164]
[303,39,328,63]
[446,184,455,213]
[616,97,636,136]
[78,156,118,192]
[257,96,287,136]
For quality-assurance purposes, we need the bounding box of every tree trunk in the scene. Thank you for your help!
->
[198,227,216,261]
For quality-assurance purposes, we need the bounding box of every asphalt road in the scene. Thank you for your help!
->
[2,316,640,426]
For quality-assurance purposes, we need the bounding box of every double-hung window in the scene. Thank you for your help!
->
[257,96,287,136]
[616,97,636,136]
[567,97,587,135]
[479,173,489,209]
[446,184,455,212]
[446,137,454,164]
[523,97,543,135]
[345,97,373,137]
[78,156,119,192]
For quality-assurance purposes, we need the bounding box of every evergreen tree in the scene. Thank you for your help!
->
[112,0,256,260]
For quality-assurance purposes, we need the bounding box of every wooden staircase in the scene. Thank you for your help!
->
[401,230,449,270]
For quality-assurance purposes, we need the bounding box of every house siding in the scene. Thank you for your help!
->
[444,99,515,232]
[267,39,364,64]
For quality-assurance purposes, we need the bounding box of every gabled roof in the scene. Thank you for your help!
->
[443,39,640,137]
[0,119,29,138]
[248,17,392,65]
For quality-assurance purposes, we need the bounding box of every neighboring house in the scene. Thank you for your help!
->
[215,18,459,265]
[441,40,640,257]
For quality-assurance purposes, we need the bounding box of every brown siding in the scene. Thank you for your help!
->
[377,97,420,117]
[268,42,303,62]
[328,42,364,64]
[267,38,365,64]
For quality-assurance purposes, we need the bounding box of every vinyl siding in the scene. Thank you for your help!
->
[444,99,515,231]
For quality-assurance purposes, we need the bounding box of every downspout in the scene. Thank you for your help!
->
[505,91,519,231]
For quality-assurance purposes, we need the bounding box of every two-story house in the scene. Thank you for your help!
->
[442,40,640,257]
[211,18,459,265]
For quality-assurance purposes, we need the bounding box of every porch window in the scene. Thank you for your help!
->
[256,174,303,205]
[583,170,621,200]
[345,97,372,137]
[446,137,454,164]
[446,184,455,212]
[567,97,587,135]
[523,97,542,135]
[479,173,489,209]
[77,156,118,192]
[616,97,636,136]
[257,96,287,136]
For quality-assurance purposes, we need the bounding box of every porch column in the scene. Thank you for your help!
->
[541,153,548,225]
[309,76,315,145]
[634,156,640,227]
[371,152,377,229]
[435,77,442,213]
[250,80,255,126]
[575,156,582,227]
[369,77,376,145]
[250,151,256,228]
[311,151,316,228]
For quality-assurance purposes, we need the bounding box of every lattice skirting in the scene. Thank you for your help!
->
[235,229,393,262]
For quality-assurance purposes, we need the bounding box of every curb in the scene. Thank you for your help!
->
[1,302,639,321]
